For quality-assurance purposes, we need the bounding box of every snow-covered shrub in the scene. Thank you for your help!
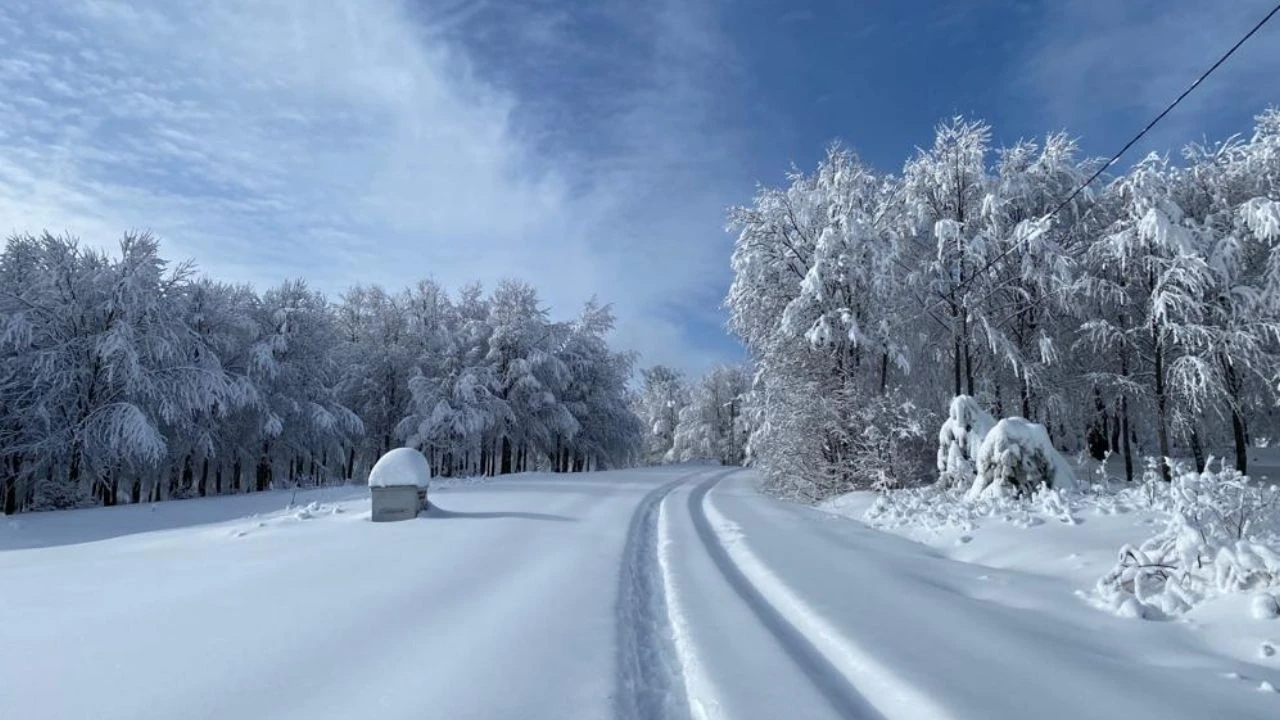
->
[1252,593,1280,620]
[756,384,934,501]
[936,395,995,489]
[847,394,934,492]
[1096,462,1280,618]
[967,417,1078,499]
[865,478,1081,532]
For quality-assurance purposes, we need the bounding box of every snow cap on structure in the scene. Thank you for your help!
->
[368,447,431,488]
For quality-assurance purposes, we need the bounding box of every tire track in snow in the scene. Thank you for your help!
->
[656,472,734,720]
[688,474,888,720]
[614,474,699,720]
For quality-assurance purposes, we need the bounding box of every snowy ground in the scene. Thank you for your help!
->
[3,467,1278,719]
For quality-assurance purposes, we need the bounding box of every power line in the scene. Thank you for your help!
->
[931,0,1280,312]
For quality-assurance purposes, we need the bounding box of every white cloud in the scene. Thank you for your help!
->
[1017,0,1280,154]
[0,0,746,375]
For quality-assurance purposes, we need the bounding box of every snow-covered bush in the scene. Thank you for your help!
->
[1252,593,1280,620]
[967,417,1078,499]
[936,396,995,490]
[754,382,934,501]
[865,477,1083,532]
[846,394,934,492]
[1096,462,1280,618]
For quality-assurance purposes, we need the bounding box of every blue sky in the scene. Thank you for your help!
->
[0,0,1277,375]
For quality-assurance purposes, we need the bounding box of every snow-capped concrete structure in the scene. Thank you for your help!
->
[368,447,431,522]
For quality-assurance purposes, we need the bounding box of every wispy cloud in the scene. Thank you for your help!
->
[0,0,747,374]
[1016,0,1280,155]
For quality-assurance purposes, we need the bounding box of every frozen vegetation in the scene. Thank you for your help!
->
[4,60,1280,717]
[725,110,1280,502]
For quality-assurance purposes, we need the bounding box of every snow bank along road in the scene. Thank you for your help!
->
[2,467,1276,719]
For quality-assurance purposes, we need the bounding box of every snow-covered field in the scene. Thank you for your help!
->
[3,467,1279,719]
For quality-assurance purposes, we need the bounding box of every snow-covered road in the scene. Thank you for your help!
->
[2,466,1276,719]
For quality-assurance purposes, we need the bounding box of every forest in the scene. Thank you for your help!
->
[725,109,1280,501]
[0,233,644,513]
[6,109,1280,514]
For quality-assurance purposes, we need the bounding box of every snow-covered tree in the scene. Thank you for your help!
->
[0,233,250,509]
[669,364,751,466]
[635,365,688,463]
[0,233,645,514]
[728,108,1280,499]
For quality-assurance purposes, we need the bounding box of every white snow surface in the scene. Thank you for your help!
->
[367,447,431,488]
[3,467,1279,719]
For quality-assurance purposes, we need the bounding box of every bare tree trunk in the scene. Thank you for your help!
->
[255,442,272,492]
[1189,428,1205,473]
[1224,360,1249,475]
[3,458,17,515]
[1232,407,1249,476]
[1019,369,1032,420]
[1153,329,1172,482]
[963,333,975,398]
[952,318,962,396]
[500,436,513,475]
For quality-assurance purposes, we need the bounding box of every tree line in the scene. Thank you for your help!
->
[728,109,1280,500]
[633,363,752,467]
[0,233,642,514]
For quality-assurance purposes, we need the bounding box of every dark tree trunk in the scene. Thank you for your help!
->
[1020,370,1032,420]
[1121,395,1134,483]
[958,305,974,398]
[1232,407,1249,476]
[1224,361,1248,475]
[256,442,272,492]
[1087,387,1109,461]
[3,471,17,516]
[1189,429,1206,474]
[500,436,513,475]
[952,331,962,397]
[199,457,209,497]
[1152,326,1171,482]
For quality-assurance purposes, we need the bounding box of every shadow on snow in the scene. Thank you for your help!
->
[422,505,575,523]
